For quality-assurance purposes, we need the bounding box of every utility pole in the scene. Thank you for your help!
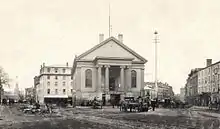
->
[154,31,159,99]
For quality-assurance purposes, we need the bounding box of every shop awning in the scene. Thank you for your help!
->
[44,95,68,98]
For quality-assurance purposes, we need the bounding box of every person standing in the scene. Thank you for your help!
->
[111,97,115,108]
[151,100,156,111]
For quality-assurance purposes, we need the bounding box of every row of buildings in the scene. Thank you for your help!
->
[32,34,174,105]
[185,59,220,106]
[144,82,174,100]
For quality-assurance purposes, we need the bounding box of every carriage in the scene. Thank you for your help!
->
[120,97,149,112]
[91,97,103,109]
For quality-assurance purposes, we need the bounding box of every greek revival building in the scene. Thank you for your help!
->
[72,34,147,105]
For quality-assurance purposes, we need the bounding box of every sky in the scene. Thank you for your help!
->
[1,0,220,94]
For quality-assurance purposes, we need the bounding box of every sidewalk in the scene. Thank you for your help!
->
[191,106,209,110]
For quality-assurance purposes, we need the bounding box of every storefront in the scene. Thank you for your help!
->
[44,95,69,106]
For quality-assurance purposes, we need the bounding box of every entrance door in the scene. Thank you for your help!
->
[109,77,116,91]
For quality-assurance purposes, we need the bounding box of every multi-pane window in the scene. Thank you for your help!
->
[47,82,50,86]
[47,68,50,73]
[55,76,58,80]
[47,89,50,94]
[55,82,58,86]
[55,89,58,94]
[62,68,66,73]
[63,76,66,80]
[63,82,66,86]
[63,89,66,94]
[47,75,50,79]
[55,68,58,73]
[85,69,92,87]
[131,70,137,88]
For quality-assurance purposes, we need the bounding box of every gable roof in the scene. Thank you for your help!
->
[76,36,147,63]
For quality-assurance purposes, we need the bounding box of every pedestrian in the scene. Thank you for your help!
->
[46,103,49,112]
[119,99,125,111]
[111,98,115,108]
[151,100,156,111]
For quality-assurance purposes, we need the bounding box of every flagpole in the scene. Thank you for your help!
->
[109,4,111,37]
[154,31,159,100]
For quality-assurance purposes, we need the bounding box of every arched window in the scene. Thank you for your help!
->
[131,70,137,88]
[85,69,92,88]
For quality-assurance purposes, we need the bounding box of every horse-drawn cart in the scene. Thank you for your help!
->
[121,97,149,112]
[91,97,103,109]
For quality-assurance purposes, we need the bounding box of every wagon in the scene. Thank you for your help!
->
[91,97,103,109]
[121,97,149,112]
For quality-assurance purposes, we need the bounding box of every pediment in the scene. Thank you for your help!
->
[77,37,147,63]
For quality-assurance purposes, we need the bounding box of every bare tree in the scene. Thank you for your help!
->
[0,67,9,86]
[0,67,10,104]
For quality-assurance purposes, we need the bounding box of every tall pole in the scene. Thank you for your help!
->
[0,77,2,105]
[109,4,111,37]
[154,31,159,99]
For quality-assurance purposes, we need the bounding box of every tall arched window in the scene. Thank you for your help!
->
[131,70,137,88]
[85,69,92,88]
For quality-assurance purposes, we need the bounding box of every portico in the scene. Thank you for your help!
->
[72,34,147,105]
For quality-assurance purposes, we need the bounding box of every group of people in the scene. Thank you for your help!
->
[110,96,157,111]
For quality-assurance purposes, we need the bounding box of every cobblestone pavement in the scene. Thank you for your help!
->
[1,105,220,129]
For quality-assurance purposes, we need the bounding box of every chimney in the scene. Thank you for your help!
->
[43,63,45,67]
[206,59,212,67]
[66,62,68,67]
[118,34,123,42]
[99,34,104,43]
[40,65,42,69]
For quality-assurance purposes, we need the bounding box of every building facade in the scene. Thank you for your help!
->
[34,76,40,102]
[180,87,185,102]
[71,34,147,105]
[25,87,34,102]
[35,63,73,104]
[185,68,200,105]
[144,82,174,101]
[197,59,220,105]
[157,82,174,100]
[144,82,157,100]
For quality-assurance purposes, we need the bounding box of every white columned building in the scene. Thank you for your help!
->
[72,34,148,105]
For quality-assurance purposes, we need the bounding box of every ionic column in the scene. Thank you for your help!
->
[105,65,110,93]
[97,65,102,92]
[127,66,132,92]
[120,66,125,92]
